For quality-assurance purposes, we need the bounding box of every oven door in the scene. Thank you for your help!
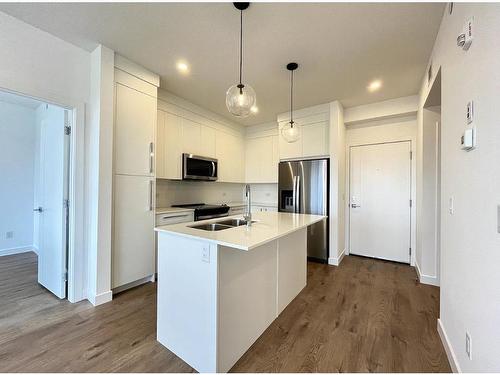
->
[183,154,218,181]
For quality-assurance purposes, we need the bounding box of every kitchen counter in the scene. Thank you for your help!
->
[156,211,325,372]
[155,211,324,251]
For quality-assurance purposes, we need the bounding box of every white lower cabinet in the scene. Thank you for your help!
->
[113,174,155,289]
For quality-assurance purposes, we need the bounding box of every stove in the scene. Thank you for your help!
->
[171,203,230,221]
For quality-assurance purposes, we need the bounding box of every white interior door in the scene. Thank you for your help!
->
[37,107,69,298]
[349,141,411,263]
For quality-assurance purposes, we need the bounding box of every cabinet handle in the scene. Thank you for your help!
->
[149,180,153,211]
[149,142,154,174]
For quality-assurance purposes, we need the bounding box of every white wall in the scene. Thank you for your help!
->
[418,4,500,371]
[0,100,36,255]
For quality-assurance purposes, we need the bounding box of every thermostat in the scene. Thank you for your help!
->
[461,127,476,151]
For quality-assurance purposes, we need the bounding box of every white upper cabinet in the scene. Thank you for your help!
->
[245,135,278,183]
[302,121,328,158]
[114,83,156,176]
[216,130,245,183]
[278,114,329,160]
[200,125,216,158]
[181,118,201,155]
[156,108,228,180]
[162,111,183,180]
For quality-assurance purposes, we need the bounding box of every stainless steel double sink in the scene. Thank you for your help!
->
[190,218,255,231]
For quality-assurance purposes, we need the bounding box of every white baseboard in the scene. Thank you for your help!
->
[437,318,461,373]
[88,290,113,306]
[111,275,155,295]
[415,262,440,286]
[0,245,35,257]
[328,249,345,266]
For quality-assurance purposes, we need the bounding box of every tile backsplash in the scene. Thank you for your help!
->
[156,180,277,208]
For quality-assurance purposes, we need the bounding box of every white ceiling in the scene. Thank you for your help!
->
[0,2,444,126]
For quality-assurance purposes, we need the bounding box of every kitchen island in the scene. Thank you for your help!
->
[155,211,325,373]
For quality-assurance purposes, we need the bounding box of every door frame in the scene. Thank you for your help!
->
[345,139,416,266]
[0,86,86,303]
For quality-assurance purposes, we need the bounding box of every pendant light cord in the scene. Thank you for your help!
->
[290,69,294,126]
[239,9,243,88]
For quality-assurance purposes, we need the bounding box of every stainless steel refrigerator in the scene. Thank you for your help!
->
[278,159,329,262]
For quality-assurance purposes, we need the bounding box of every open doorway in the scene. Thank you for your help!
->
[418,69,442,285]
[0,89,71,300]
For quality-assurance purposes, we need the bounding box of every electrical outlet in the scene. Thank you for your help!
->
[465,332,472,359]
[202,245,210,263]
[6,231,13,239]
[466,101,474,124]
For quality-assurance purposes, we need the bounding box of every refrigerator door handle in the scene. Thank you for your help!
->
[292,176,297,213]
[295,175,301,213]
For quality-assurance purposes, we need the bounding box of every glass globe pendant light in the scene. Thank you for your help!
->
[281,62,300,143]
[226,2,256,117]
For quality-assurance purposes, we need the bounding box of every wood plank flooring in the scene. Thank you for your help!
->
[0,252,450,372]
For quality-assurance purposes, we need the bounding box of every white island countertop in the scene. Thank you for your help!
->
[155,211,325,251]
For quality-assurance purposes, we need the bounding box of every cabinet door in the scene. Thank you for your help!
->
[200,125,216,158]
[302,121,328,157]
[115,83,156,176]
[164,112,183,179]
[271,135,279,182]
[234,135,245,183]
[113,174,155,288]
[245,137,261,183]
[182,118,201,155]
[156,110,166,179]
[278,123,302,160]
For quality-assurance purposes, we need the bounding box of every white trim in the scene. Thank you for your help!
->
[0,246,35,257]
[88,290,113,306]
[114,54,159,87]
[328,249,345,266]
[111,275,154,294]
[437,318,461,373]
[67,103,86,303]
[415,261,440,286]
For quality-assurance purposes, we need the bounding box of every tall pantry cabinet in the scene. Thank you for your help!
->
[112,62,160,290]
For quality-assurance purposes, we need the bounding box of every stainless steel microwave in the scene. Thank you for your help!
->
[182,153,218,181]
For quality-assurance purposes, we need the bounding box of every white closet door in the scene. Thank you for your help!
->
[349,141,411,263]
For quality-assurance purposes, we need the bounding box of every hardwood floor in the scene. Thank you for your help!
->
[0,252,450,373]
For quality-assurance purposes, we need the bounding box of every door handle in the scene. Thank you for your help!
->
[149,142,154,174]
[351,204,361,208]
[33,206,43,212]
[149,180,154,211]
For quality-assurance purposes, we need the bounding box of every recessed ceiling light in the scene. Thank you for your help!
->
[250,106,259,114]
[176,61,189,74]
[368,80,382,92]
